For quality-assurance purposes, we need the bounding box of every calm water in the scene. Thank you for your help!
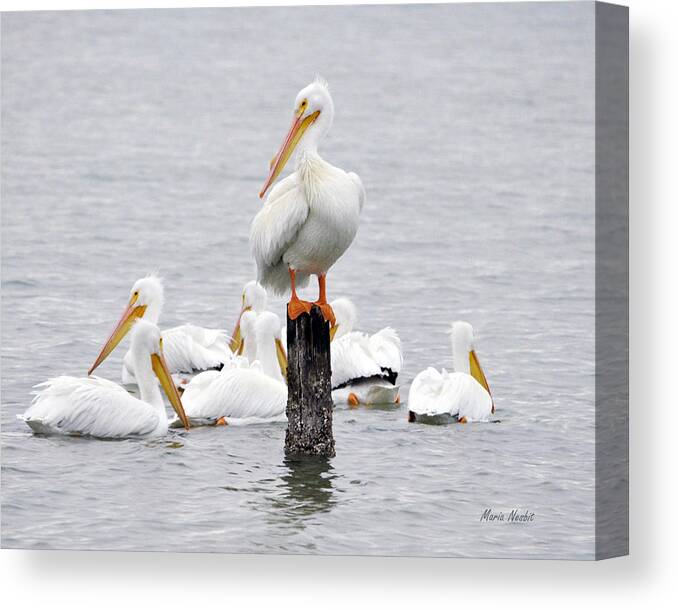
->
[1,4,597,558]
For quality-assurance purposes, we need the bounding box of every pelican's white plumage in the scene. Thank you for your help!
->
[329,298,402,405]
[331,298,403,385]
[89,275,233,385]
[179,356,250,406]
[408,321,494,423]
[180,364,287,426]
[228,280,268,354]
[122,323,233,385]
[179,311,288,426]
[331,330,383,389]
[22,376,163,437]
[20,320,189,438]
[242,280,268,313]
[368,327,403,383]
[250,79,364,299]
[239,310,260,364]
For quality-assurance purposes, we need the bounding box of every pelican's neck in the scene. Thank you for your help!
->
[452,331,471,375]
[143,297,162,326]
[131,348,164,412]
[339,314,355,338]
[251,294,267,314]
[295,109,332,170]
[256,334,283,383]
[244,336,257,364]
[296,148,324,173]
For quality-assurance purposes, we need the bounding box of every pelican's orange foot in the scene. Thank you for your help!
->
[215,417,228,426]
[314,302,336,327]
[288,298,313,320]
[348,392,360,407]
[395,394,401,404]
[458,416,468,424]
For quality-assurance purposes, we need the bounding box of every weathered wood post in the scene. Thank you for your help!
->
[284,305,335,457]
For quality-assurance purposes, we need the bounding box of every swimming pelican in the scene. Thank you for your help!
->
[178,311,288,426]
[330,298,402,406]
[229,280,268,353]
[408,321,494,424]
[20,320,190,438]
[88,275,233,384]
[250,78,364,325]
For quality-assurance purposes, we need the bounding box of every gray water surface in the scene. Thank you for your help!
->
[2,4,596,558]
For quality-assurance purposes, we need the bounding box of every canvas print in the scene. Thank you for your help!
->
[0,2,628,559]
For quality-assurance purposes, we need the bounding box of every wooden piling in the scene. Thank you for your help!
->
[284,305,335,458]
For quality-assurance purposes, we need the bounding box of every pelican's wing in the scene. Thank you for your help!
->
[21,376,160,438]
[182,367,287,423]
[249,174,309,293]
[180,368,222,404]
[265,171,298,203]
[331,332,383,388]
[368,327,403,376]
[347,172,366,212]
[162,325,231,374]
[448,373,494,422]
[172,324,231,351]
[407,367,455,416]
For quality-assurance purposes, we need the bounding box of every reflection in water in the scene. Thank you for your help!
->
[266,457,337,531]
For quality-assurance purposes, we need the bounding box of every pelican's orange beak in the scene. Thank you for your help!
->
[88,293,147,375]
[259,107,320,199]
[151,344,190,430]
[469,349,495,413]
[275,337,288,381]
[229,294,251,353]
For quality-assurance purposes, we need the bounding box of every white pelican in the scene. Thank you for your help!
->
[408,321,495,424]
[330,298,402,406]
[88,275,233,384]
[250,78,364,325]
[228,280,268,353]
[178,311,288,426]
[20,320,190,438]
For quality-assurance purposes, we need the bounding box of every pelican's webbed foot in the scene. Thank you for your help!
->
[314,302,336,327]
[288,297,313,320]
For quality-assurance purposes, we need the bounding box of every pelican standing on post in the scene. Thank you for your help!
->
[250,78,364,325]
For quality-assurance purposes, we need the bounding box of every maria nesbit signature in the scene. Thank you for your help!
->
[479,508,536,523]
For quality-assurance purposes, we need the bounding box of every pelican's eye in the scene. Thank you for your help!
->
[296,99,308,117]
[130,291,140,305]
[159,337,164,351]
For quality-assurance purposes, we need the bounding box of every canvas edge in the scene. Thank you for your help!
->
[594,0,629,561]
